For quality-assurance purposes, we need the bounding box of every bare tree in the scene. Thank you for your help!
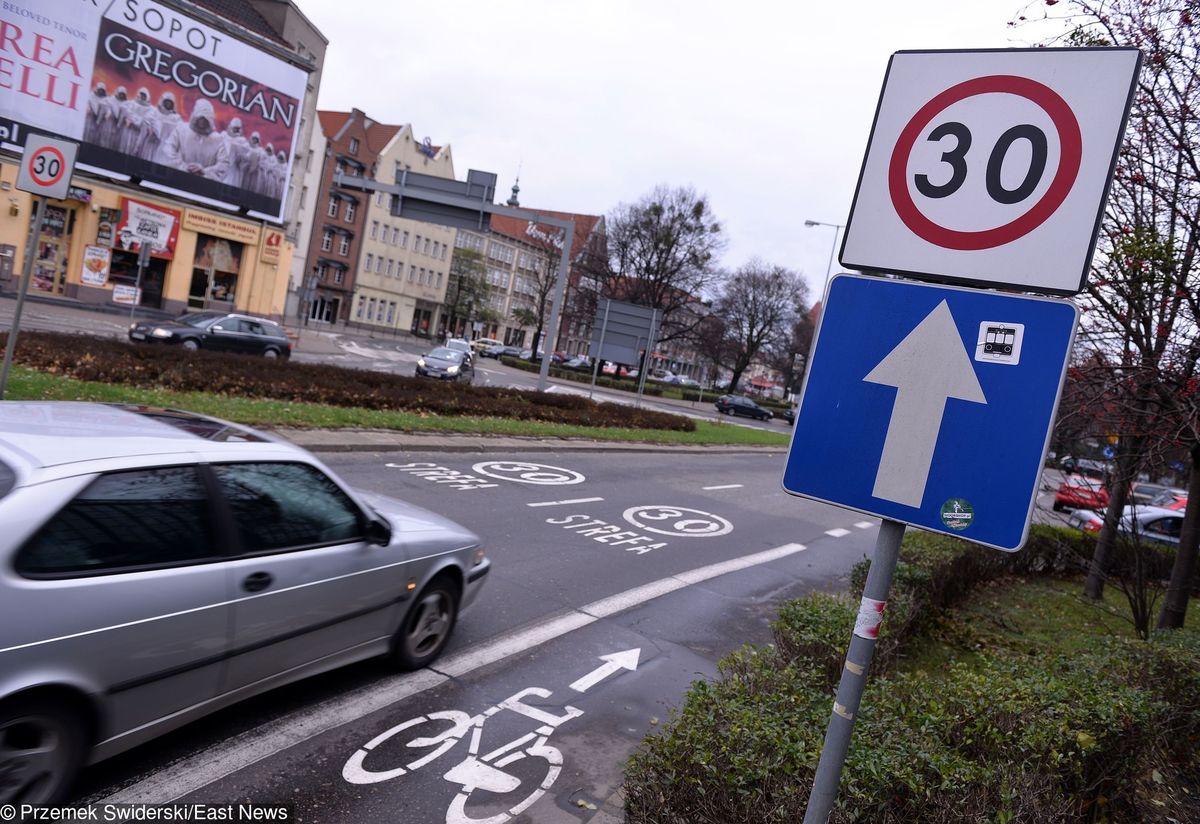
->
[445,248,491,336]
[1024,1,1200,617]
[709,260,808,392]
[589,185,726,346]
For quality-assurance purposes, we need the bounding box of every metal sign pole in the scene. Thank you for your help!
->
[130,242,151,324]
[0,195,49,400]
[803,518,905,823]
[589,299,611,400]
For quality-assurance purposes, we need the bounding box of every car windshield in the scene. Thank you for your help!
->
[428,348,463,362]
[176,313,222,328]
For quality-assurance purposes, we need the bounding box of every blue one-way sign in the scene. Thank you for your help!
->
[782,274,1078,550]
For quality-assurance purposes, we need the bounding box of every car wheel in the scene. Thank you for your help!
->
[0,696,87,805]
[391,577,459,670]
[181,339,200,352]
[263,348,279,359]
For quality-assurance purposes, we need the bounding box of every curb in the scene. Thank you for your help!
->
[271,431,788,456]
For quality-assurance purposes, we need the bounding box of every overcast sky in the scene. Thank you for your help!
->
[300,1,1062,297]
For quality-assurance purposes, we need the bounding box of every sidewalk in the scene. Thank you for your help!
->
[271,427,789,455]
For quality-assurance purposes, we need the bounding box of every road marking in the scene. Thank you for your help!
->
[701,484,743,490]
[855,521,875,529]
[527,497,605,508]
[825,528,851,538]
[95,542,807,805]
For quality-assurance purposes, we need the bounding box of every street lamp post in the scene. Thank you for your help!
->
[804,219,845,285]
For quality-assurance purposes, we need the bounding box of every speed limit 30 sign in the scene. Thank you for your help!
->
[840,48,1141,295]
[16,135,79,200]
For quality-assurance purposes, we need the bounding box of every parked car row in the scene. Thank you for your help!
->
[1068,505,1185,546]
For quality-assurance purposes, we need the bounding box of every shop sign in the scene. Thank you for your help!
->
[183,210,261,245]
[80,245,111,286]
[67,186,92,203]
[259,228,284,265]
[112,284,141,305]
[96,207,122,247]
[117,198,181,258]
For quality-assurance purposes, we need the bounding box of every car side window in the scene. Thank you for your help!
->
[213,462,364,554]
[237,319,265,335]
[1144,517,1181,539]
[17,467,214,576]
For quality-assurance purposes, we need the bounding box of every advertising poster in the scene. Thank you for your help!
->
[0,0,307,222]
[115,197,180,258]
[80,245,111,286]
[112,283,140,304]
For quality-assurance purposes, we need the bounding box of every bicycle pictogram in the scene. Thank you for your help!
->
[342,649,640,824]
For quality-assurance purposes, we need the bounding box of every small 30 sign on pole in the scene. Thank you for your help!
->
[16,135,78,200]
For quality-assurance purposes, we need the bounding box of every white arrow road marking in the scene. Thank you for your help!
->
[864,300,986,508]
[569,649,641,693]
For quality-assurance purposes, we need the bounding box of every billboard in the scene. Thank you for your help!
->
[0,0,307,223]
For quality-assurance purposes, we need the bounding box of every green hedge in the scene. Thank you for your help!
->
[624,528,1200,822]
[3,331,695,432]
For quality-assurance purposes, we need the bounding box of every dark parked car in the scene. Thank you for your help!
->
[129,312,292,358]
[0,402,488,803]
[416,347,474,383]
[783,406,796,426]
[480,345,522,360]
[714,395,772,421]
[563,355,592,370]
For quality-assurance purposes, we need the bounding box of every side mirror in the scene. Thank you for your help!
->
[366,516,392,547]
[212,325,226,332]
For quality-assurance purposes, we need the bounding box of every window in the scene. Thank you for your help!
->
[432,241,440,258]
[335,160,344,176]
[423,237,431,255]
[356,295,365,318]
[321,229,332,252]
[316,262,327,281]
[376,192,385,208]
[419,267,427,285]
[365,253,374,272]
[488,242,514,264]
[387,301,396,323]
[401,230,409,249]
[441,245,448,261]
[334,269,345,284]
[386,259,395,277]
[305,150,313,172]
[392,227,401,245]
[370,221,379,240]
[348,137,360,154]
[338,234,350,256]
[375,256,384,274]
[299,186,307,208]
[414,235,422,253]
[17,467,214,575]
[327,196,338,217]
[408,265,416,282]
[345,201,356,222]
[212,463,362,554]
[367,297,376,321]
[436,272,443,289]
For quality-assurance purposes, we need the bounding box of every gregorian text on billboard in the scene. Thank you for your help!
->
[0,0,308,223]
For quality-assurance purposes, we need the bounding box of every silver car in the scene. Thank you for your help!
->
[0,402,490,803]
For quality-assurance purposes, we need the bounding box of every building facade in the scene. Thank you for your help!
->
[349,127,456,337]
[301,110,401,323]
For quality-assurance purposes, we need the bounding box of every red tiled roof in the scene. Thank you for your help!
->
[367,123,402,154]
[317,111,351,138]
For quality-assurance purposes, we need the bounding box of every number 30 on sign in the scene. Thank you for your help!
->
[840,48,1141,296]
[16,135,79,201]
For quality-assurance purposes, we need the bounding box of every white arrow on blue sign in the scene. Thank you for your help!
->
[782,274,1078,551]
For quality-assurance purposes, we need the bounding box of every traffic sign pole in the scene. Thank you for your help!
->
[0,195,49,400]
[803,518,906,824]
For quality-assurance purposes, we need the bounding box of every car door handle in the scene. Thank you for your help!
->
[242,571,273,592]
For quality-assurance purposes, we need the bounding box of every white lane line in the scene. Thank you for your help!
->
[526,497,605,508]
[855,521,875,529]
[98,542,808,805]
[825,528,851,538]
[701,484,744,490]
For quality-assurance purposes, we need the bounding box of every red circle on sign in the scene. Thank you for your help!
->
[887,75,1082,251]
[28,146,67,187]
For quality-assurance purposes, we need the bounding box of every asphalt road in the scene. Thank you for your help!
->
[71,449,875,822]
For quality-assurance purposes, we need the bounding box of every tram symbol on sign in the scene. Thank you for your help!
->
[975,321,1024,366]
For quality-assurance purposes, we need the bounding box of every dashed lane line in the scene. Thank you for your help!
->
[702,484,744,491]
[825,528,851,538]
[527,497,606,508]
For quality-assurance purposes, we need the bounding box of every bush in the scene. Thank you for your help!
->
[4,331,694,432]
[623,526,1200,823]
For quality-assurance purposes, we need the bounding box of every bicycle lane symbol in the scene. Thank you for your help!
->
[342,649,641,824]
